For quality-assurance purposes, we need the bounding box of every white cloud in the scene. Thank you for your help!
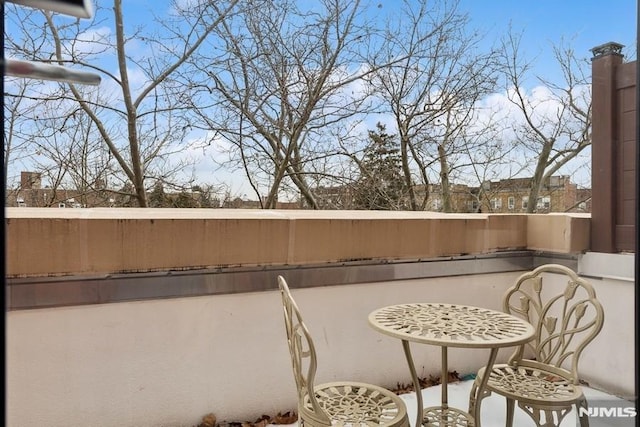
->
[169,130,253,195]
[73,26,113,57]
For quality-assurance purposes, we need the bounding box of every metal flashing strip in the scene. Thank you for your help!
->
[7,251,576,310]
[531,252,579,269]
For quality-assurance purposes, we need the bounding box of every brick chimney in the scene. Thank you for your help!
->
[21,171,42,190]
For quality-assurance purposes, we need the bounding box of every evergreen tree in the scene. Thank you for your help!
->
[149,182,168,208]
[172,191,198,208]
[353,123,408,210]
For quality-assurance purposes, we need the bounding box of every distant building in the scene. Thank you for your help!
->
[309,175,590,213]
[311,185,356,209]
[477,175,591,213]
[7,171,94,208]
[414,183,480,213]
[5,171,175,208]
[6,171,293,209]
[7,170,590,213]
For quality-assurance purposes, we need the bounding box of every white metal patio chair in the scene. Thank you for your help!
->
[277,276,410,427]
[468,264,604,427]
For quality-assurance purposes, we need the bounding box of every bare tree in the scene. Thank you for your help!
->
[4,0,239,206]
[368,0,499,211]
[499,30,592,212]
[23,103,114,206]
[3,79,34,198]
[181,0,387,209]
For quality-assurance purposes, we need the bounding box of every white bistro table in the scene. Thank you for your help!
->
[368,303,535,427]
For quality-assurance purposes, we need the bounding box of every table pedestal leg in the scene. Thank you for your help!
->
[401,340,423,427]
[441,346,448,419]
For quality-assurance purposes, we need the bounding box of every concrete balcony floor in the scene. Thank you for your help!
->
[269,380,630,427]
[402,380,630,427]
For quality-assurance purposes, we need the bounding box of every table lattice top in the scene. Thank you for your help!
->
[368,303,535,348]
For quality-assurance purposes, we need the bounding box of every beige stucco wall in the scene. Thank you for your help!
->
[577,252,636,399]
[527,213,591,252]
[5,208,590,278]
[6,266,634,427]
[7,208,627,427]
[6,272,519,427]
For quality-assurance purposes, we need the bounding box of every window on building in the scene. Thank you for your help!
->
[432,198,442,211]
[490,198,502,210]
[508,196,515,210]
[522,196,529,209]
[537,196,551,210]
[467,200,479,212]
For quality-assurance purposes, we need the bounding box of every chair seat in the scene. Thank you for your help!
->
[302,381,408,426]
[478,363,584,406]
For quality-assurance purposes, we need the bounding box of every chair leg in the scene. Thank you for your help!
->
[468,380,478,415]
[468,378,489,427]
[518,402,572,427]
[576,398,590,427]
[505,398,515,427]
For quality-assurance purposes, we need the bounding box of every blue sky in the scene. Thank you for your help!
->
[459,0,636,61]
[115,0,637,49]
[12,0,637,82]
[114,0,637,81]
[5,0,638,198]
[69,0,636,91]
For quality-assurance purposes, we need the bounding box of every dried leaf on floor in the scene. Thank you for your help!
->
[274,411,298,424]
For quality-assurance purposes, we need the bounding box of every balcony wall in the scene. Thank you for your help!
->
[5,208,589,278]
[5,209,634,427]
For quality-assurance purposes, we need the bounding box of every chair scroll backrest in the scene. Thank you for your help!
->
[278,276,330,424]
[503,264,604,382]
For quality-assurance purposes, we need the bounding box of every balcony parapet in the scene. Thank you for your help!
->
[6,208,590,278]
